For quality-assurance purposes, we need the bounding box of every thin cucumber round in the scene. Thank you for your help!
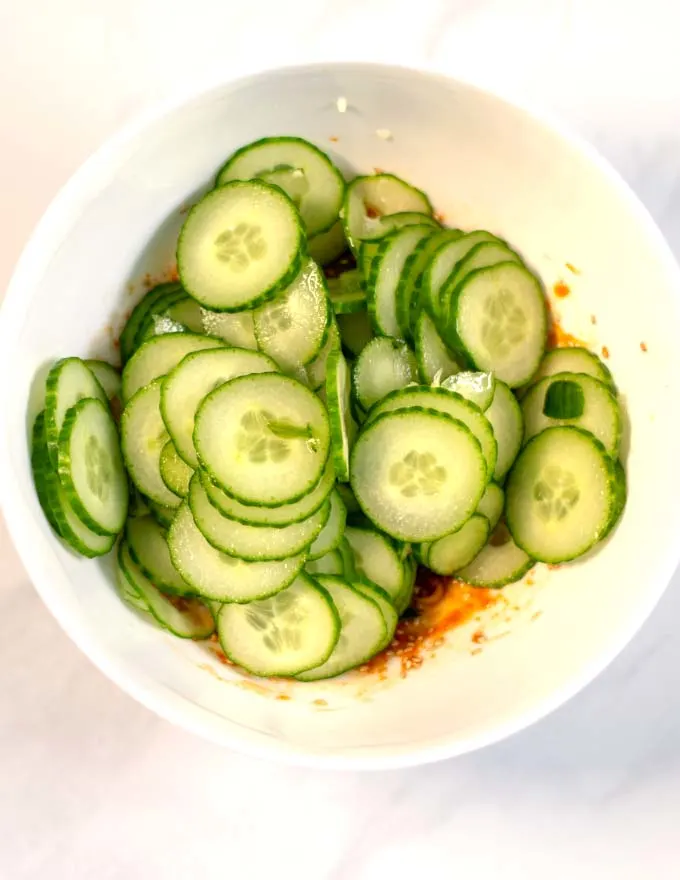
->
[476,482,504,530]
[44,357,108,467]
[189,473,330,561]
[337,535,359,580]
[305,549,345,576]
[125,515,190,595]
[335,483,361,516]
[84,360,121,401]
[168,501,306,602]
[447,262,548,387]
[216,136,344,237]
[485,379,524,481]
[456,524,533,587]
[121,333,223,402]
[440,371,495,412]
[402,229,460,327]
[528,347,616,392]
[325,347,356,482]
[159,441,194,498]
[116,542,152,615]
[306,322,340,391]
[327,269,366,314]
[521,372,621,456]
[296,576,386,680]
[147,499,175,529]
[350,408,487,543]
[137,288,199,342]
[337,310,373,358]
[506,425,619,563]
[307,490,347,560]
[121,378,179,508]
[31,413,64,538]
[57,398,129,536]
[360,211,438,242]
[423,514,490,576]
[352,581,398,652]
[218,573,341,676]
[253,258,330,371]
[414,311,461,384]
[194,373,330,507]
[423,231,501,320]
[441,240,520,312]
[308,220,348,266]
[119,282,181,363]
[344,525,405,603]
[352,336,417,412]
[398,556,417,616]
[341,174,432,250]
[603,458,627,539]
[200,308,258,350]
[161,346,277,468]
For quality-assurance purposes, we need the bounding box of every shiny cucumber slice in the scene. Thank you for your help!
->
[84,360,121,401]
[305,549,345,576]
[440,370,495,411]
[456,523,533,586]
[200,308,258,350]
[420,513,490,575]
[307,490,346,560]
[352,336,417,412]
[344,525,405,603]
[341,174,432,251]
[119,282,181,363]
[327,269,366,314]
[422,231,502,320]
[159,441,193,498]
[337,310,373,358]
[125,515,190,595]
[527,346,616,393]
[476,482,504,530]
[121,333,223,402]
[308,220,348,266]
[44,357,107,467]
[485,380,523,481]
[325,347,356,482]
[414,311,461,384]
[352,581,398,652]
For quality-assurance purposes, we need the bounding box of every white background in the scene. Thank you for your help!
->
[2,1,680,877]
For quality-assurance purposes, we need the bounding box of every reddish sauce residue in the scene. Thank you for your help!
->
[373,166,385,174]
[602,345,610,359]
[329,136,339,143]
[565,262,580,274]
[553,280,570,298]
[313,699,328,707]
[640,341,648,352]
[591,314,597,325]
[547,301,587,349]
[276,694,291,701]
[364,203,381,219]
[434,211,446,223]
[359,569,500,679]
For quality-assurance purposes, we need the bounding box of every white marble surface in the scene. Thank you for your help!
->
[1,1,680,877]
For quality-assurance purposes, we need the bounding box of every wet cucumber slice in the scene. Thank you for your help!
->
[306,322,340,391]
[420,513,490,575]
[84,360,121,401]
[456,523,533,587]
[116,542,152,614]
[528,347,616,393]
[440,240,520,318]
[344,525,405,604]
[440,371,495,411]
[305,549,345,576]
[159,441,194,498]
[485,379,524,481]
[352,336,417,412]
[306,490,347,560]
[200,308,258,350]
[414,311,461,384]
[341,174,432,251]
[327,269,366,314]
[325,347,356,482]
[121,333,223,402]
[476,482,504,530]
[308,220,348,266]
[218,573,341,676]
[119,282,181,363]
[44,357,108,467]
[337,310,373,358]
[352,581,398,652]
[125,515,191,595]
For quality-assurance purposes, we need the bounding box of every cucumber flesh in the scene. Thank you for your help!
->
[119,282,181,363]
[308,221,347,266]
[352,581,398,651]
[423,514,490,575]
[159,441,194,498]
[126,515,190,595]
[341,174,432,250]
[325,348,356,482]
[306,490,346,560]
[116,542,152,614]
[485,380,524,481]
[337,310,373,358]
[84,360,121,401]
[327,269,366,314]
[122,333,223,402]
[442,241,520,311]
[305,549,345,576]
[44,357,108,467]
[414,311,461,384]
[476,482,504,530]
[456,523,533,586]
[201,308,258,350]
[529,347,616,392]
[344,525,405,603]
[306,322,340,391]
[440,371,495,411]
[423,231,501,320]
[353,337,417,412]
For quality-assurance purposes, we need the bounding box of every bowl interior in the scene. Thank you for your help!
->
[3,63,680,768]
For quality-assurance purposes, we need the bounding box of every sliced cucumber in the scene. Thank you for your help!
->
[402,229,460,326]
[456,523,533,587]
[440,371,495,411]
[305,549,345,576]
[189,473,329,561]
[119,282,181,363]
[218,573,341,676]
[121,333,222,402]
[360,211,437,242]
[307,490,346,560]
[216,136,344,237]
[350,409,487,542]
[327,269,366,314]
[528,346,616,392]
[161,346,277,468]
[485,379,523,481]
[352,581,398,651]
[195,373,330,506]
[521,372,621,456]
[341,174,432,250]
[296,577,386,680]
[344,525,405,603]
[336,483,361,516]
[365,386,497,481]
[337,310,373,358]
[442,240,520,310]
[159,441,193,498]
[253,258,330,371]
[31,413,64,538]
[476,482,504,530]
[448,262,547,387]
[414,311,461,384]
[337,535,359,580]
[178,181,304,311]
[148,499,175,529]
[119,541,214,638]
[116,542,152,614]
[125,515,190,595]
[506,425,619,563]
[603,459,627,538]
[422,231,501,320]
[57,398,129,535]
[168,501,306,602]
[138,291,204,341]
[84,360,121,401]
[352,337,417,412]
[44,357,107,467]
[398,556,417,616]
[423,514,490,575]
[306,322,340,391]
[325,347,355,482]
[200,308,258,350]
[202,462,335,527]
[121,378,179,508]
[308,220,347,266]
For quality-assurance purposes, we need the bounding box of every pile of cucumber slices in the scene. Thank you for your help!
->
[30,135,626,680]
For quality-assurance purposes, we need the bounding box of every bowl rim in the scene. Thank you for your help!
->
[2,60,680,770]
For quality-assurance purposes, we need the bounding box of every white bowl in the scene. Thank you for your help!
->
[2,63,680,770]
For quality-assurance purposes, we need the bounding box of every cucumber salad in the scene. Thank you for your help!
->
[30,135,626,679]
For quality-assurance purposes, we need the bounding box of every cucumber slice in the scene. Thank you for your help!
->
[84,360,121,401]
[308,220,347,266]
[137,289,202,342]
[336,483,361,516]
[414,311,461,384]
[358,240,381,280]
[253,258,330,371]
[161,346,277,468]
[397,556,417,616]
[305,549,345,576]
[476,482,504,530]
[341,174,432,250]
[178,180,304,311]
[327,269,366,314]
[162,296,205,334]
[306,322,340,391]
[119,282,181,363]
[202,462,335,527]
[448,262,548,387]
[44,357,108,467]
[31,413,64,538]
[367,225,433,338]
[521,372,621,456]
[365,386,497,481]
[604,459,627,538]
[200,308,258,350]
[125,515,190,595]
[119,541,215,638]
[528,346,616,392]
[456,523,533,587]
[337,310,373,358]
[360,211,438,243]
[325,347,356,482]
[442,241,520,311]
[402,229,460,327]
[422,514,490,576]
[116,542,152,614]
[352,581,398,651]
[189,473,329,561]
[57,398,129,535]
[168,502,305,602]
[194,373,330,507]
[485,380,523,481]
[350,409,487,542]
[121,379,179,508]
[344,525,405,603]
[352,337,417,412]
[216,137,344,237]
[296,577,386,680]
[506,425,619,563]
[440,371,495,411]
[159,441,193,498]
[148,499,175,529]
[307,490,346,560]
[121,333,223,402]
[337,535,359,580]
[423,231,502,320]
